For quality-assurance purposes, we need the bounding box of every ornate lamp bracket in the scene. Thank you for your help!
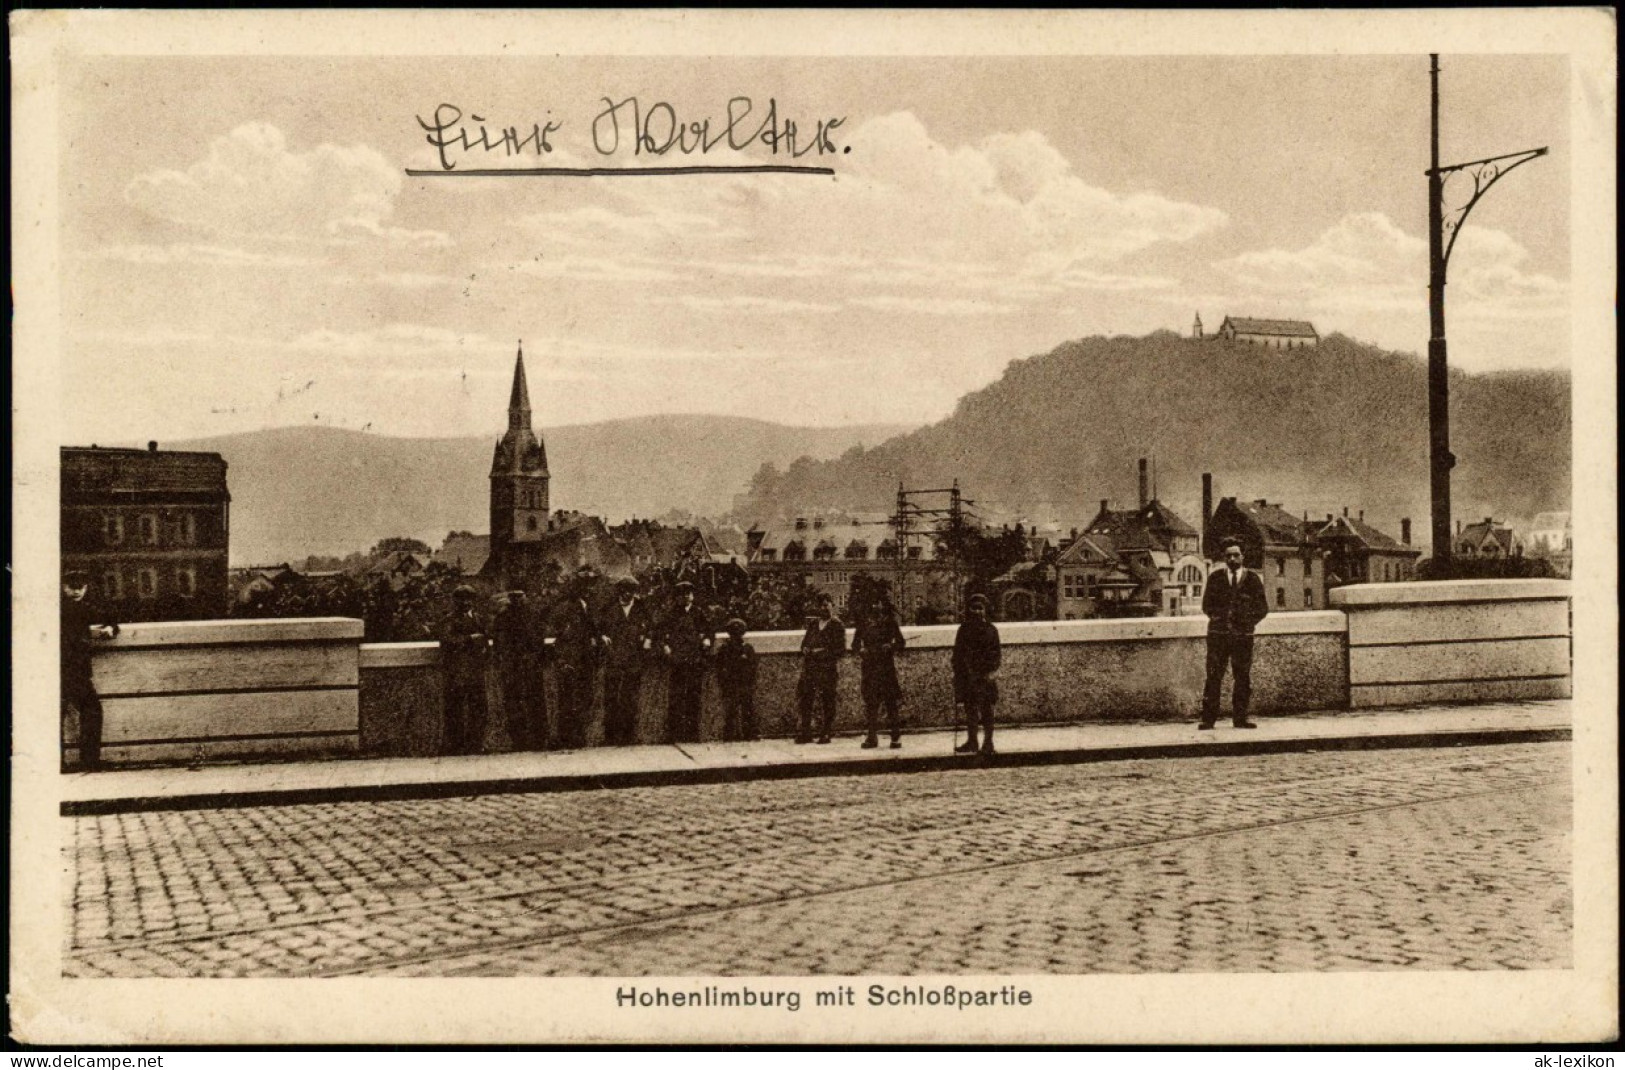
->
[1430,146,1548,272]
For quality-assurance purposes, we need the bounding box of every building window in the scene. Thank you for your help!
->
[137,513,159,545]
[758,549,776,562]
[1276,557,1286,576]
[526,515,538,532]
[1303,589,1313,608]
[1275,588,1285,608]
[907,546,922,560]
[101,571,123,601]
[176,567,197,598]
[173,512,197,546]
[136,568,159,599]
[103,514,125,547]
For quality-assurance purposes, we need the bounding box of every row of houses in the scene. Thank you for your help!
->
[743,461,1449,623]
[745,515,959,618]
[1039,471,1425,621]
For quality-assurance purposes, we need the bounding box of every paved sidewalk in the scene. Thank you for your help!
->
[59,699,1570,814]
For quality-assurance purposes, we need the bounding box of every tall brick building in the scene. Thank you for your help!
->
[61,443,231,621]
[1203,494,1325,612]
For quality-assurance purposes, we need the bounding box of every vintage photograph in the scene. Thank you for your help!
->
[11,9,1616,1047]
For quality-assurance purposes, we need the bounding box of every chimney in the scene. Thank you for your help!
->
[1201,473,1213,547]
[1359,510,1364,522]
[1342,506,1349,518]
[795,517,807,531]
[1401,518,1411,545]
[1326,513,1334,523]
[1456,520,1463,538]
[1138,459,1149,508]
[813,516,824,530]
[1100,498,1109,515]
[147,441,158,452]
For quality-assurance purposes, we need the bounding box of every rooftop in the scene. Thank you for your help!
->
[1220,316,1319,338]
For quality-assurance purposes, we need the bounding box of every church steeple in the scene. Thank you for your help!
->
[490,343,550,544]
[508,345,532,430]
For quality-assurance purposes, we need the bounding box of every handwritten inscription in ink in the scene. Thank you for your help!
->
[417,104,563,171]
[590,97,846,159]
[415,97,847,171]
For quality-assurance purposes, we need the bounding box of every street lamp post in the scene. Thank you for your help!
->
[1426,54,1546,567]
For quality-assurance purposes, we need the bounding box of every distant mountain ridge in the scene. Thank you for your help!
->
[164,416,912,565]
[161,332,1569,567]
[737,331,1571,545]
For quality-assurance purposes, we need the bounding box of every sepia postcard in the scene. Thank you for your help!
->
[9,8,1618,1047]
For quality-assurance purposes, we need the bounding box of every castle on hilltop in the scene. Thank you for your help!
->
[1193,313,1319,349]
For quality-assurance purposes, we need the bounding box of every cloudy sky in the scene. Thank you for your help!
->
[60,52,1571,443]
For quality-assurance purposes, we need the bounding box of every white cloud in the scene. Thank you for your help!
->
[507,112,1223,313]
[74,326,219,347]
[283,325,495,359]
[1213,211,1567,318]
[83,243,319,268]
[125,122,450,247]
[514,253,682,284]
[523,206,744,247]
[678,295,841,315]
[848,295,1018,316]
[372,271,459,289]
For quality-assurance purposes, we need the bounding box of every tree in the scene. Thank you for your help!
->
[1416,556,1556,581]
[372,537,432,556]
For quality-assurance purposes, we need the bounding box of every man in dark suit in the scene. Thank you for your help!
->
[714,617,759,742]
[493,590,548,751]
[437,585,492,755]
[1199,541,1271,729]
[851,594,906,749]
[599,577,651,746]
[660,580,712,743]
[796,594,846,744]
[61,570,118,771]
[551,579,604,749]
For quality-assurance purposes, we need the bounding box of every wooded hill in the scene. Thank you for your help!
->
[739,331,1571,541]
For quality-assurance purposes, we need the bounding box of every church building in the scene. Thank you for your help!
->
[479,346,710,591]
[489,346,551,546]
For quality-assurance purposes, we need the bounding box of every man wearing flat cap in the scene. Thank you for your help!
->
[436,585,491,755]
[851,593,907,749]
[493,589,547,750]
[599,577,651,746]
[61,569,118,771]
[660,580,712,743]
[952,593,1001,755]
[796,593,846,744]
[714,617,759,742]
[551,574,604,749]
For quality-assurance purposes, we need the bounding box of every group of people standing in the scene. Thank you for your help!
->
[437,577,738,755]
[61,544,1268,771]
[434,578,1009,757]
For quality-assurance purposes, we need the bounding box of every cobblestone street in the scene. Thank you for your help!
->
[63,741,1571,977]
